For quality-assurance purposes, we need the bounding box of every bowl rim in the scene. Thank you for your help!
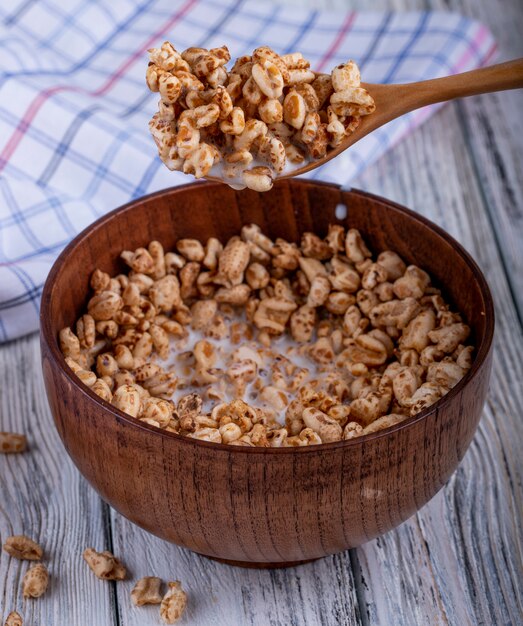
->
[40,180,495,454]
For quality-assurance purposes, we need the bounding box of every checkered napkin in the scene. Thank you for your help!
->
[0,0,496,342]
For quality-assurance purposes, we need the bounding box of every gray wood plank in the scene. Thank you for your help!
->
[456,90,523,323]
[111,509,361,626]
[0,336,116,625]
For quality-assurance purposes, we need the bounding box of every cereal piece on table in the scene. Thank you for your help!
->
[146,44,375,188]
[0,432,27,454]
[160,581,188,624]
[3,536,42,560]
[131,576,163,606]
[22,564,49,599]
[83,547,126,580]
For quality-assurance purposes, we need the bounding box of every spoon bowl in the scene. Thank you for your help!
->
[206,58,523,185]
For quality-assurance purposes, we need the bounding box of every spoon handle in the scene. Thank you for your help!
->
[385,58,523,115]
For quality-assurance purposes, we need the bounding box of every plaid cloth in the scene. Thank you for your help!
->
[0,0,496,342]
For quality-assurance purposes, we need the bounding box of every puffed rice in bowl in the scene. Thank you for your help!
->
[40,180,494,567]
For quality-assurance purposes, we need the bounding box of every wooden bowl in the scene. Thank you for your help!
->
[40,180,494,568]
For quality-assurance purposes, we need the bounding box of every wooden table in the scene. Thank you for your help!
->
[1,0,522,624]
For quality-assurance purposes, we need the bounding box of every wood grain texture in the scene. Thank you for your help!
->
[1,0,522,624]
[0,336,116,625]
[111,514,361,626]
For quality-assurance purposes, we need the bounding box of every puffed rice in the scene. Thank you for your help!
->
[3,536,42,561]
[83,547,126,580]
[146,43,375,190]
[160,581,187,624]
[22,564,49,599]
[4,612,23,626]
[0,432,27,454]
[131,576,163,606]
[60,226,474,446]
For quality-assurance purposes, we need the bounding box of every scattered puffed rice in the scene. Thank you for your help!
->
[160,581,187,624]
[4,612,23,626]
[83,547,126,580]
[22,564,49,599]
[2,536,43,561]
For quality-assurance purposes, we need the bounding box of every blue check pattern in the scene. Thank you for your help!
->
[0,0,496,341]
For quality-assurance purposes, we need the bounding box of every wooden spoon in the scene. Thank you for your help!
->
[206,58,523,183]
[281,58,523,178]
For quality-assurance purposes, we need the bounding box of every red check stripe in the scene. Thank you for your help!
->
[316,11,356,72]
[0,0,198,173]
